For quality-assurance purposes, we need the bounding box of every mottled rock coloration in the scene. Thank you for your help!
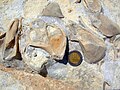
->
[67,21,106,63]
[0,0,120,90]
[0,64,75,90]
[20,19,66,72]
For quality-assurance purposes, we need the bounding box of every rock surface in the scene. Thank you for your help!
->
[47,61,103,90]
[0,0,120,90]
[19,18,66,72]
[0,64,75,90]
[83,0,101,13]
[67,21,106,63]
[78,29,106,63]
[42,2,64,18]
[97,14,120,37]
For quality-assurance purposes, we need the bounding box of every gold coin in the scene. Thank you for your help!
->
[68,51,82,66]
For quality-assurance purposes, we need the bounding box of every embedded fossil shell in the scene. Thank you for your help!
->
[42,2,64,18]
[78,29,106,64]
[97,14,120,37]
[20,19,66,71]
[2,18,22,60]
[27,20,66,60]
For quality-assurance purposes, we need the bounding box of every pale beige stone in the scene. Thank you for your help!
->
[2,18,22,60]
[24,0,48,18]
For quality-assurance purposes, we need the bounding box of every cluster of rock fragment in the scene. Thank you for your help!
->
[0,1,120,73]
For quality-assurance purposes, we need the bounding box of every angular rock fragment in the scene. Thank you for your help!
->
[77,29,106,64]
[1,18,23,60]
[83,0,101,12]
[97,14,120,37]
[67,21,106,64]
[20,19,66,72]
[28,20,66,60]
[22,46,50,72]
[42,2,64,18]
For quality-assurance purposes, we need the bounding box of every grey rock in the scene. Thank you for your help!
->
[97,14,120,37]
[67,21,106,64]
[78,29,106,64]
[42,2,64,18]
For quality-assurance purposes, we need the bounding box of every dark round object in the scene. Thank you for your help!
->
[68,50,83,66]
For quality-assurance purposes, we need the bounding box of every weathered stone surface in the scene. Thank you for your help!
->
[113,35,120,60]
[0,64,75,90]
[83,0,101,12]
[0,0,24,32]
[47,61,103,90]
[67,21,106,64]
[20,18,66,72]
[97,14,120,37]
[0,70,25,90]
[28,19,66,60]
[78,29,106,63]
[0,0,120,90]
[2,18,22,60]
[101,0,120,27]
[42,2,64,18]
[112,62,120,89]
[24,0,48,18]
[100,38,120,89]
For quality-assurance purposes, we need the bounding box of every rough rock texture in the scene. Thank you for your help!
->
[19,18,66,72]
[0,0,120,90]
[0,64,75,90]
[101,0,120,27]
[113,35,120,60]
[84,0,101,13]
[96,14,120,37]
[42,2,64,18]
[67,21,106,63]
[78,29,106,63]
[24,0,48,18]
[47,61,103,90]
